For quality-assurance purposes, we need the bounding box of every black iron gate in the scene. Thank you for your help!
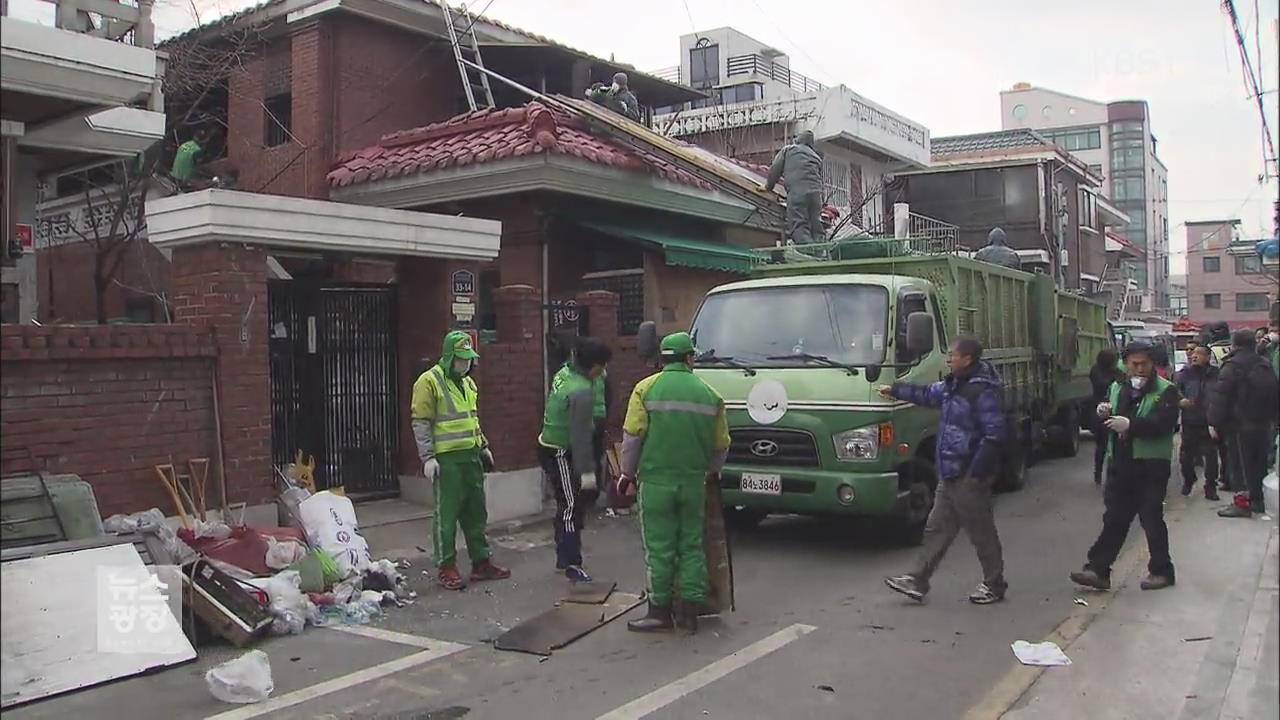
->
[545,299,590,378]
[269,282,400,496]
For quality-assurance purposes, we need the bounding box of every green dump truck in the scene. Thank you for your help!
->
[663,252,1109,543]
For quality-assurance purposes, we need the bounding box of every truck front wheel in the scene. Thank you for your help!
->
[1044,405,1081,458]
[893,457,938,545]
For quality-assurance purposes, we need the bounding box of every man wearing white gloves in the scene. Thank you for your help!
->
[1071,342,1181,593]
[412,330,509,591]
[538,338,613,582]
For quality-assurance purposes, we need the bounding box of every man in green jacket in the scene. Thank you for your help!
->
[1071,342,1180,592]
[620,332,731,634]
[551,343,610,507]
[540,338,612,582]
[411,330,509,590]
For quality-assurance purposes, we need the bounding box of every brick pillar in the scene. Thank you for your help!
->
[169,243,273,509]
[576,290,619,341]
[494,285,542,344]
[289,21,335,199]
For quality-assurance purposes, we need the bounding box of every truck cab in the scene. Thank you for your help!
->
[683,273,946,543]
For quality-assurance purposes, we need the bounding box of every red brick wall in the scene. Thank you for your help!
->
[0,325,221,517]
[169,243,275,509]
[36,240,172,324]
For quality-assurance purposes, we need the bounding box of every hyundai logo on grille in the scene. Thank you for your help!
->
[750,439,780,457]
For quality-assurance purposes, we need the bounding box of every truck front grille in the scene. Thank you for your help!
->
[727,428,820,468]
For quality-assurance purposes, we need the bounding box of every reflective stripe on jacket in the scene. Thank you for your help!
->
[411,366,483,455]
[622,364,730,484]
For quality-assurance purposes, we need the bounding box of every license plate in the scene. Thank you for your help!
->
[740,473,782,495]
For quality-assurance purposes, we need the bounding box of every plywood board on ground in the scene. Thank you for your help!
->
[1,544,196,708]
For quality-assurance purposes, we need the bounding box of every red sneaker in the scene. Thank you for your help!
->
[437,566,466,591]
[470,559,511,582]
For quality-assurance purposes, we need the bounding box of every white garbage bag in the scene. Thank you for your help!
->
[297,491,372,577]
[264,536,308,570]
[205,650,274,704]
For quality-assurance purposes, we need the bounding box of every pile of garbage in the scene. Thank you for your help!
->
[102,481,414,643]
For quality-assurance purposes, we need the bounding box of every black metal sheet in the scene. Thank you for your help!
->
[561,580,616,605]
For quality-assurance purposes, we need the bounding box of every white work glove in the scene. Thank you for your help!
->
[423,458,440,481]
[1096,402,1113,419]
[1209,426,1219,441]
[580,472,597,492]
[1103,416,1131,435]
[480,448,495,471]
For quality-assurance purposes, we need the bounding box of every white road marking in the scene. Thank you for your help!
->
[203,637,468,720]
[324,624,445,649]
[595,623,818,720]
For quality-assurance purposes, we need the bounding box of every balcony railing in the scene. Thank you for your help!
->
[649,65,681,84]
[726,54,824,94]
[1,0,155,48]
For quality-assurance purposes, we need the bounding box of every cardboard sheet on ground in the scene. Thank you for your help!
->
[1,544,196,708]
[562,580,616,605]
[494,592,644,656]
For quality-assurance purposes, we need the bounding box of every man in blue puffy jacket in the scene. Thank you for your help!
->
[877,337,1008,605]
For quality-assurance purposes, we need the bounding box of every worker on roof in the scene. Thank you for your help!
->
[411,330,510,591]
[540,337,613,583]
[973,227,1021,270]
[170,128,213,190]
[763,129,824,245]
[620,332,731,635]
[586,72,641,122]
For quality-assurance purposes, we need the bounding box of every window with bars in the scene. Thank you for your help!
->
[264,93,292,147]
[582,270,644,336]
[822,158,851,212]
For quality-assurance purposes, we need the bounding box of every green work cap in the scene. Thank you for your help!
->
[660,332,696,357]
[444,330,479,360]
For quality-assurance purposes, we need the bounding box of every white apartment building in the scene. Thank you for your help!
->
[1000,84,1169,312]
[652,28,930,230]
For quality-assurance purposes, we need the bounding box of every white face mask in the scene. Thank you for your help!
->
[610,82,621,93]
[1130,376,1147,390]
[1269,332,1279,343]
[453,359,473,375]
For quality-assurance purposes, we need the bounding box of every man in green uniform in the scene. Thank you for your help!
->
[411,330,510,590]
[540,339,613,582]
[1071,342,1179,592]
[620,332,731,634]
[551,342,609,506]
[170,129,210,188]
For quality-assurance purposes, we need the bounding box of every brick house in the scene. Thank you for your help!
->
[4,0,779,518]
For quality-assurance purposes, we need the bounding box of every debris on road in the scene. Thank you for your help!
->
[815,685,835,693]
[1183,636,1213,643]
[1011,640,1072,667]
[206,650,274,704]
[1073,597,1089,607]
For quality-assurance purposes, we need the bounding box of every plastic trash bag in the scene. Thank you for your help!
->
[263,571,307,636]
[297,491,372,577]
[192,519,233,540]
[265,536,308,570]
[103,508,197,564]
[205,650,274,704]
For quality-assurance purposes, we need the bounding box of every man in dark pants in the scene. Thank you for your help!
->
[879,337,1008,605]
[1210,329,1277,518]
[1072,343,1179,592]
[1174,345,1220,500]
[1090,349,1124,485]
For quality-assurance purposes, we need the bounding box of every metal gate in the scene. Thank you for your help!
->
[545,299,589,378]
[269,282,400,496]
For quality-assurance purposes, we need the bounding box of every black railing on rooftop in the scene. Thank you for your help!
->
[725,54,825,94]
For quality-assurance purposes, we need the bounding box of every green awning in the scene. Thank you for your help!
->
[576,220,757,275]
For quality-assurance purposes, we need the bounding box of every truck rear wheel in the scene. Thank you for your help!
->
[724,506,768,531]
[995,447,1028,492]
[1045,405,1081,458]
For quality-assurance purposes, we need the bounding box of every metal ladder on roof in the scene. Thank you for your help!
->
[442,3,495,112]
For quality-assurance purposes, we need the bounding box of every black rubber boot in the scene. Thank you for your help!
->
[627,602,674,633]
[674,600,699,636]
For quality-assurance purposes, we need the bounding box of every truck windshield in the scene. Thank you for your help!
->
[690,285,889,367]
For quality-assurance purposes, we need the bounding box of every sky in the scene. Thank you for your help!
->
[13,0,1279,274]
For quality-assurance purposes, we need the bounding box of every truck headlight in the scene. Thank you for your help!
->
[834,425,884,461]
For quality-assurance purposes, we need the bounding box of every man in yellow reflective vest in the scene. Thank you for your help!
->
[620,332,731,634]
[1071,342,1179,592]
[412,330,510,590]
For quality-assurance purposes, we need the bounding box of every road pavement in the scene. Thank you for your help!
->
[8,438,1277,720]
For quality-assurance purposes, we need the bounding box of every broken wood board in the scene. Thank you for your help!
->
[562,580,617,605]
[1,544,196,708]
[703,476,735,614]
[494,592,643,656]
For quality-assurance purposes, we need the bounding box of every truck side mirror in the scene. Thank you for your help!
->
[905,312,935,357]
[637,321,659,363]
